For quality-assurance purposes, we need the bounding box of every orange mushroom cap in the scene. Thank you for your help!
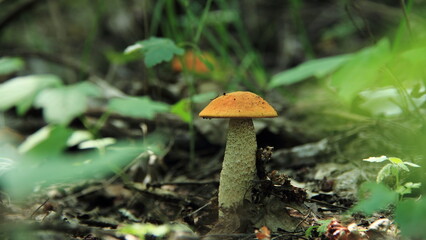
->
[199,91,278,118]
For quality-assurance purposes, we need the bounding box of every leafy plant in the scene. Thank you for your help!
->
[363,156,421,198]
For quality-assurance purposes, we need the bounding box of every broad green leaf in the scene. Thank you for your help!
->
[18,125,73,157]
[330,38,392,103]
[108,96,170,119]
[0,74,62,114]
[395,199,426,238]
[388,157,409,172]
[124,37,184,67]
[352,182,398,215]
[268,54,352,89]
[0,57,24,75]
[35,82,101,125]
[388,157,403,164]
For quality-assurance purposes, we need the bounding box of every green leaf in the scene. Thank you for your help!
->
[403,161,420,168]
[170,92,216,123]
[376,163,393,183]
[388,157,403,164]
[124,37,184,67]
[0,74,62,114]
[18,125,73,158]
[395,199,426,238]
[317,219,332,235]
[395,185,410,195]
[35,82,101,125]
[363,155,388,163]
[0,57,24,75]
[330,38,392,103]
[171,99,191,123]
[405,182,421,189]
[352,182,398,215]
[304,226,317,238]
[108,96,170,119]
[268,54,352,89]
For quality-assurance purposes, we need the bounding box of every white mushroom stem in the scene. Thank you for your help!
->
[218,118,257,217]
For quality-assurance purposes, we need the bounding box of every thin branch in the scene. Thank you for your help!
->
[0,0,42,31]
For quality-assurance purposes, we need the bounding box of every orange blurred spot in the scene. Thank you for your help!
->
[172,51,216,74]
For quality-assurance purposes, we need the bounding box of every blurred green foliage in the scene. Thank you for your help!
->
[118,222,193,240]
[124,37,184,67]
[2,135,166,199]
[35,82,101,125]
[0,74,62,115]
[0,57,24,75]
[108,96,170,119]
[395,198,426,238]
[352,182,398,215]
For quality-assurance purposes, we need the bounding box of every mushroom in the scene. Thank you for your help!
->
[199,91,278,217]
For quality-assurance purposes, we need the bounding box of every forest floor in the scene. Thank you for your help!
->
[0,84,400,240]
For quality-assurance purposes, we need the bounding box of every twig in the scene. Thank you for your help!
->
[29,198,49,219]
[201,233,255,240]
[305,198,349,210]
[147,180,219,188]
[186,201,212,217]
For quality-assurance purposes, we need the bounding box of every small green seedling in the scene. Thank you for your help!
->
[363,156,421,198]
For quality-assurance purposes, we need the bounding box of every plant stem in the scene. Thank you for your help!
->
[194,0,213,44]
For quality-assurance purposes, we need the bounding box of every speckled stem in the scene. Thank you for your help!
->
[218,118,257,217]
